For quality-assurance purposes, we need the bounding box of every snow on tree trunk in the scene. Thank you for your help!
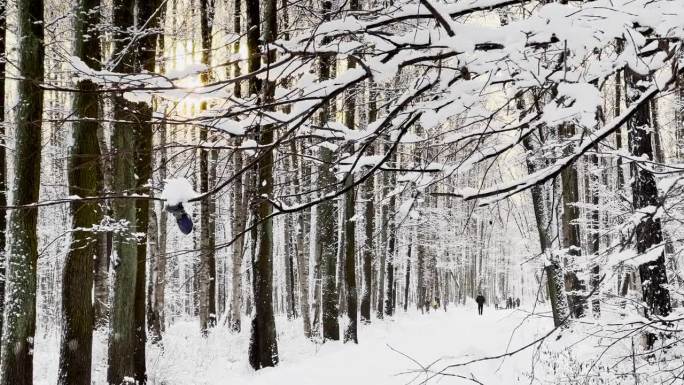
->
[0,0,7,360]
[559,122,587,319]
[0,1,43,383]
[342,35,358,344]
[290,141,311,337]
[248,0,279,369]
[198,0,217,336]
[625,68,671,340]
[57,1,101,383]
[360,81,377,324]
[107,0,159,382]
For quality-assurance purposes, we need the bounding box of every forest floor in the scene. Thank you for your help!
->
[35,305,551,384]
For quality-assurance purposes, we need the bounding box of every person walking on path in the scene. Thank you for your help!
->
[476,293,485,315]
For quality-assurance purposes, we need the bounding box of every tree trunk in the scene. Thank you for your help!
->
[559,122,586,319]
[317,0,340,342]
[248,0,279,369]
[0,0,43,383]
[522,133,568,327]
[149,117,168,344]
[199,0,217,336]
[404,243,411,312]
[0,0,7,360]
[360,83,377,324]
[107,0,159,382]
[588,150,601,317]
[625,68,671,338]
[384,157,397,317]
[229,150,245,332]
[94,122,111,328]
[417,244,425,312]
[228,0,245,333]
[376,185,387,318]
[284,214,297,319]
[342,16,359,341]
[58,2,101,383]
[290,141,311,337]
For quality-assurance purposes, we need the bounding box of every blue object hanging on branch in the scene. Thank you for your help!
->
[166,203,193,234]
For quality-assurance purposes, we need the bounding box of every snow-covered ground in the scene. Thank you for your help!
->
[35,305,552,384]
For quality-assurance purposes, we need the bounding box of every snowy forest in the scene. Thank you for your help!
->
[0,0,683,383]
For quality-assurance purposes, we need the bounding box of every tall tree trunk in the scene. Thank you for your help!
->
[229,149,245,332]
[290,141,311,337]
[149,115,168,344]
[588,150,601,317]
[199,0,217,336]
[376,183,387,318]
[248,0,279,369]
[384,153,397,317]
[625,68,671,346]
[523,133,568,327]
[360,83,376,324]
[417,243,425,312]
[559,122,586,319]
[341,185,355,330]
[318,0,340,342]
[148,9,168,344]
[342,7,359,341]
[0,0,7,359]
[94,122,111,328]
[228,0,245,333]
[133,2,159,382]
[107,0,159,382]
[404,243,411,312]
[0,0,43,383]
[284,213,297,319]
[58,2,102,383]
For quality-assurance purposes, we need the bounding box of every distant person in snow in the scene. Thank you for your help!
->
[494,297,499,310]
[476,294,485,315]
[516,298,521,308]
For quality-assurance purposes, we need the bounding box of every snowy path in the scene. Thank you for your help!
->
[146,307,548,385]
[34,306,549,384]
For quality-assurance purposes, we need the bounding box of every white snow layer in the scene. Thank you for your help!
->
[35,307,550,384]
[161,178,199,206]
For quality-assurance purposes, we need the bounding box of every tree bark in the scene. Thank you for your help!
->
[229,150,245,332]
[343,12,359,340]
[58,2,102,383]
[0,0,43,383]
[284,213,297,320]
[248,0,279,369]
[317,0,340,342]
[107,0,160,382]
[559,122,586,319]
[588,150,601,317]
[360,83,377,324]
[290,141,311,337]
[376,185,387,318]
[198,0,217,336]
[404,243,411,312]
[522,132,568,327]
[228,0,246,333]
[625,68,671,335]
[149,117,167,344]
[94,117,111,328]
[0,0,7,359]
[384,154,397,317]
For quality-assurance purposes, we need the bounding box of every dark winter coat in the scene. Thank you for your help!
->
[476,295,485,305]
